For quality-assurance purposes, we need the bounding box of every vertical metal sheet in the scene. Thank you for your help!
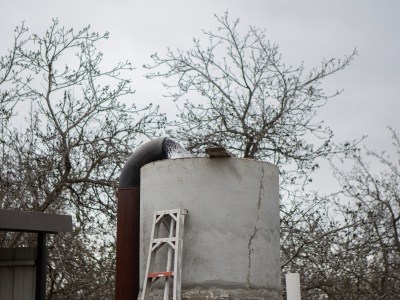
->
[115,187,140,300]
[0,247,36,300]
[35,232,46,300]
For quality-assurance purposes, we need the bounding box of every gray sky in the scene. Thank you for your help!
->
[1,0,399,191]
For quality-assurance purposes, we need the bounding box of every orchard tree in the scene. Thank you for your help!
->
[281,129,400,299]
[328,128,400,299]
[0,23,31,128]
[145,12,358,185]
[280,189,364,299]
[0,20,164,298]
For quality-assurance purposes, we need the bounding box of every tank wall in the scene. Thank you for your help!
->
[140,157,280,297]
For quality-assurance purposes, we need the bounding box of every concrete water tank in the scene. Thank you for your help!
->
[140,157,280,299]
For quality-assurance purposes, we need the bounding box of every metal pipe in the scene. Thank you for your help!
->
[115,137,188,299]
[115,187,140,300]
[119,137,167,189]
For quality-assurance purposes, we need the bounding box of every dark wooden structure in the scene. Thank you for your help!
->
[0,209,72,300]
[205,147,234,158]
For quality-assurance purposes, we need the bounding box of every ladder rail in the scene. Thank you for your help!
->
[173,211,185,300]
[163,217,175,300]
[142,211,159,300]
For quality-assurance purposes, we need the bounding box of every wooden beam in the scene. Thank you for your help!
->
[0,209,72,233]
[205,147,234,158]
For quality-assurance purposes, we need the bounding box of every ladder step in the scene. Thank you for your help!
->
[155,208,188,216]
[148,271,174,278]
[152,237,178,243]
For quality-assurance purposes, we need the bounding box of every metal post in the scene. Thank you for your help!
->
[115,187,140,300]
[35,232,47,300]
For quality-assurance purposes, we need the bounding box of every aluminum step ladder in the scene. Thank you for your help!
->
[141,208,188,300]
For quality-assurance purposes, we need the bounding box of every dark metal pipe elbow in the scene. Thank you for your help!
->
[116,137,189,300]
[119,137,167,188]
[118,136,190,188]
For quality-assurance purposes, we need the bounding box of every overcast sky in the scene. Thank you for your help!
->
[1,0,399,191]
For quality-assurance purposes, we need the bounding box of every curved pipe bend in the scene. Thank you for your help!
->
[119,137,167,188]
[116,137,188,299]
[119,137,189,188]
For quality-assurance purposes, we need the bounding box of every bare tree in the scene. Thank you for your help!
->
[280,189,364,299]
[280,129,400,299]
[145,12,357,185]
[0,20,164,298]
[327,128,400,299]
[0,22,32,127]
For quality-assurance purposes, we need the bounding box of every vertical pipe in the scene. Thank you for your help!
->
[115,187,140,300]
[286,273,301,300]
[35,232,47,300]
[115,138,189,299]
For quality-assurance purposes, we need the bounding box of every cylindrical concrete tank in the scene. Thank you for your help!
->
[140,157,280,299]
